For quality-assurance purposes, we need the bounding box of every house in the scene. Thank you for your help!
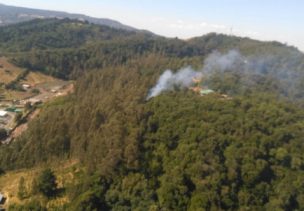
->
[22,84,31,90]
[0,111,8,117]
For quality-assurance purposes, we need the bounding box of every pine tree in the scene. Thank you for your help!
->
[37,169,57,198]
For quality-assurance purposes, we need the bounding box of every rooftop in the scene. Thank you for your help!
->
[0,110,8,117]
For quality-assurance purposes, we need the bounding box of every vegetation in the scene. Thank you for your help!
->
[36,168,57,198]
[5,69,29,91]
[14,112,23,124]
[0,19,303,210]
[0,128,8,140]
[0,3,135,30]
[9,200,46,211]
[17,176,28,200]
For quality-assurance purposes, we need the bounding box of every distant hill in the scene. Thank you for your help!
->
[0,3,137,31]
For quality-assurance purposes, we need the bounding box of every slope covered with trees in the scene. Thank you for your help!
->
[0,19,304,210]
[0,18,140,52]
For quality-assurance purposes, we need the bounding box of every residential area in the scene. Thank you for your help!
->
[0,57,73,143]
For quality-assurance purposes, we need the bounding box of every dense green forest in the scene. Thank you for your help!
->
[0,19,304,210]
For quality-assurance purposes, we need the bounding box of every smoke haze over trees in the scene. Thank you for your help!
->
[148,49,304,100]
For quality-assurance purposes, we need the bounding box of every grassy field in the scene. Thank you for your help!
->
[3,90,33,101]
[23,71,57,87]
[0,160,81,209]
[0,57,23,84]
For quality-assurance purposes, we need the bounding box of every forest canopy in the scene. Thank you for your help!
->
[1,19,304,210]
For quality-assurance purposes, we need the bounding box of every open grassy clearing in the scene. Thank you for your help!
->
[0,57,23,84]
[0,160,81,209]
[23,71,57,87]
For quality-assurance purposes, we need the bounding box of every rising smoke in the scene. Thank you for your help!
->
[146,67,202,99]
[146,49,304,99]
[147,50,243,99]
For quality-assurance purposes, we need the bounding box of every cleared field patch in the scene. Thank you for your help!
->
[0,160,80,209]
[23,71,57,87]
[3,90,34,101]
[0,57,24,84]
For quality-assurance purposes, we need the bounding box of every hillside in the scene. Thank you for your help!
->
[0,18,141,52]
[0,19,304,210]
[0,3,136,31]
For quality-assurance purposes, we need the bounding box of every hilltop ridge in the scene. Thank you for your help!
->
[0,3,136,31]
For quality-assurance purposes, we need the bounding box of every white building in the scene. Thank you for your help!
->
[0,110,8,117]
[22,84,31,89]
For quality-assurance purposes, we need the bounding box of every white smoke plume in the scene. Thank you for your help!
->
[147,49,304,99]
[147,50,241,99]
[146,67,202,100]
